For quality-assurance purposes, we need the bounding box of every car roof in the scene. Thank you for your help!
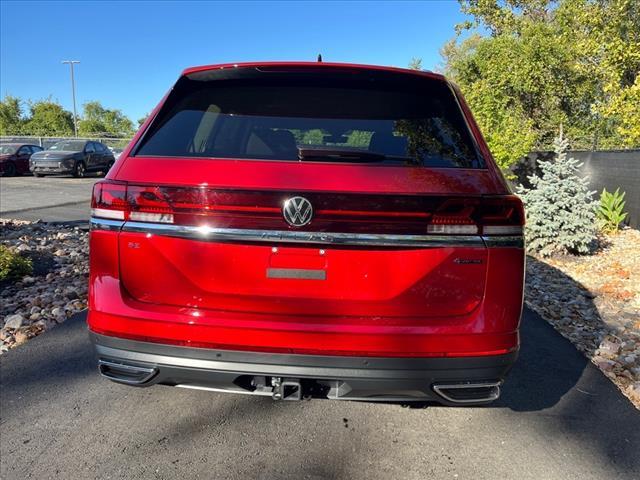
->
[0,142,41,147]
[181,61,446,82]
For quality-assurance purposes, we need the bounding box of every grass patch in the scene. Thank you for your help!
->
[0,245,33,282]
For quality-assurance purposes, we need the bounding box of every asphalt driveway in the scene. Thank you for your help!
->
[0,176,97,222]
[1,308,638,480]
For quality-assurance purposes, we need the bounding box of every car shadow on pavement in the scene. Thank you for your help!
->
[502,256,634,412]
[388,261,640,475]
[0,311,97,417]
[147,394,351,479]
[500,268,640,474]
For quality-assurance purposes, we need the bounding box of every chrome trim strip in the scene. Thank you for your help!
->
[90,217,125,232]
[481,235,524,248]
[93,218,523,248]
[176,384,273,397]
[121,221,485,248]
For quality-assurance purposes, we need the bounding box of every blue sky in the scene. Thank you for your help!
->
[1,1,468,122]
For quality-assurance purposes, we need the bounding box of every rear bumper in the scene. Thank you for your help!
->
[89,227,524,358]
[90,331,518,404]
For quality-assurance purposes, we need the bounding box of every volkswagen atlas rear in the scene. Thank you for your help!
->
[88,62,524,405]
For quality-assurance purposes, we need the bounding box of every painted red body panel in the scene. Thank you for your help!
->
[115,157,508,195]
[181,61,448,81]
[89,227,524,356]
[88,61,524,358]
[88,229,524,356]
[0,156,28,175]
[118,233,487,317]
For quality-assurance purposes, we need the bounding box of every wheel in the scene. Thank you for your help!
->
[72,161,86,178]
[104,161,114,176]
[2,162,16,177]
[34,173,45,178]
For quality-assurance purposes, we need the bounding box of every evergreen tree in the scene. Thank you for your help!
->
[518,133,597,256]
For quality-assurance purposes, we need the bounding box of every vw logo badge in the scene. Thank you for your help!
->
[283,196,313,227]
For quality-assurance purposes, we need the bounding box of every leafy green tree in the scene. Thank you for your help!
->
[564,0,640,147]
[346,130,373,148]
[78,101,134,137]
[23,99,74,136]
[301,129,324,145]
[441,0,640,168]
[0,95,25,135]
[137,113,149,129]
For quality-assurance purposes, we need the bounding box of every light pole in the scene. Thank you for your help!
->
[62,60,80,137]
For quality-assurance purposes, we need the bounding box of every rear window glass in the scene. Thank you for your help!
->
[135,69,484,168]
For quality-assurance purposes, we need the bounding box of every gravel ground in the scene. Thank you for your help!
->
[0,219,88,352]
[525,228,640,408]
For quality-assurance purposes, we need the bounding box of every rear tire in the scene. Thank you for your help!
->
[72,161,86,178]
[2,162,16,177]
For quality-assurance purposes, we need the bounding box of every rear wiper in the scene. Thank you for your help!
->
[298,147,388,163]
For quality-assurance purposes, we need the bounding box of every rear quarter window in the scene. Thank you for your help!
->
[135,68,485,169]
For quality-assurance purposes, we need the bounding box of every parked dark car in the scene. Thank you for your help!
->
[0,143,43,176]
[30,140,115,177]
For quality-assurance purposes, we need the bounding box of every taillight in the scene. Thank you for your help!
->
[477,195,524,235]
[91,180,524,236]
[126,185,174,223]
[428,199,479,235]
[91,181,127,220]
[426,196,524,235]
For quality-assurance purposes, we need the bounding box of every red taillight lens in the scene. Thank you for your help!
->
[426,196,524,235]
[91,181,128,220]
[428,199,479,234]
[477,195,524,235]
[126,185,175,223]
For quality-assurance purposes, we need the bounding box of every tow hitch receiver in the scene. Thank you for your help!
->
[271,377,302,401]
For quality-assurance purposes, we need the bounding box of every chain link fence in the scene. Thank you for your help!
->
[0,135,133,150]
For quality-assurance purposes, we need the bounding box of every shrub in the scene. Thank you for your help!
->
[517,134,597,256]
[0,245,33,282]
[597,188,628,233]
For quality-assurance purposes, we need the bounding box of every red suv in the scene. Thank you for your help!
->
[88,62,524,405]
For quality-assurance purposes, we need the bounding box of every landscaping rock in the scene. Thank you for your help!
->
[525,228,640,409]
[1,219,88,354]
[13,330,29,345]
[4,314,24,330]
